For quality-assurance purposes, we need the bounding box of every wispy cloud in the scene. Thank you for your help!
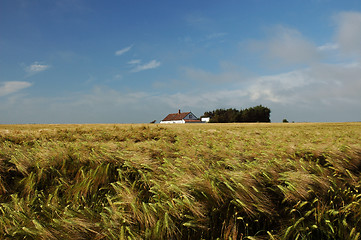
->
[0,81,32,97]
[128,59,141,64]
[131,60,161,72]
[26,62,49,74]
[249,25,320,66]
[317,43,339,51]
[115,45,133,56]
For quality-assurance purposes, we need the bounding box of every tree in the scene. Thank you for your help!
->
[202,108,241,123]
[202,105,271,123]
[240,105,271,123]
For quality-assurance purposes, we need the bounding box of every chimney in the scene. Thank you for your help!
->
[178,109,181,114]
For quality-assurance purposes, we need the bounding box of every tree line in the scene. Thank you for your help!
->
[202,105,271,123]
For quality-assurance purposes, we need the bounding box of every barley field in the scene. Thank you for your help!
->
[0,122,360,239]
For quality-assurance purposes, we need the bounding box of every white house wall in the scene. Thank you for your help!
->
[160,120,185,124]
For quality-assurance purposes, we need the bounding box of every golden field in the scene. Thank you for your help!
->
[0,122,360,239]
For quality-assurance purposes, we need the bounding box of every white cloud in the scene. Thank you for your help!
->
[159,89,248,111]
[174,59,361,115]
[335,11,361,55]
[268,26,320,64]
[247,69,314,104]
[131,60,161,72]
[2,60,361,123]
[0,81,32,97]
[115,45,133,56]
[26,62,49,73]
[309,62,361,101]
[250,26,320,66]
[245,61,361,110]
[317,43,339,51]
[128,59,141,64]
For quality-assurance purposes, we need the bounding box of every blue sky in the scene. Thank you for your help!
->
[1,0,361,123]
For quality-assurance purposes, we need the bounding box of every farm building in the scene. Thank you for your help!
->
[201,117,210,123]
[160,110,202,124]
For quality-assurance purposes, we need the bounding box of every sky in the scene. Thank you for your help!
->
[1,0,361,124]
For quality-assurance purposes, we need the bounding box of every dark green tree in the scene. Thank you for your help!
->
[202,105,271,123]
[240,105,271,122]
[202,108,241,123]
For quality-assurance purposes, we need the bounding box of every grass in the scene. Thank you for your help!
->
[0,122,360,239]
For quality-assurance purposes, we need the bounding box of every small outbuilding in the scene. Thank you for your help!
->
[160,110,201,124]
[201,117,210,123]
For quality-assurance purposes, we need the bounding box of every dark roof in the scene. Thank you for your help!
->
[162,112,191,121]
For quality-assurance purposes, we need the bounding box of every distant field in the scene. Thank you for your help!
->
[0,123,360,239]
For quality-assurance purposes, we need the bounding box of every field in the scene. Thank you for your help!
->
[0,122,361,239]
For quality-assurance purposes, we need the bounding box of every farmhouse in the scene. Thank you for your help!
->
[160,110,202,124]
